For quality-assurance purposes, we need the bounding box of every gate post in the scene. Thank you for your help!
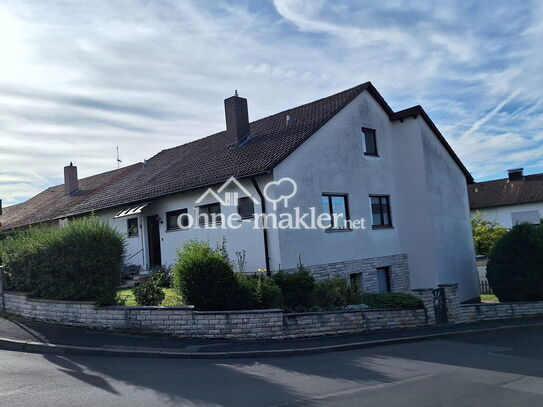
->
[439,284,460,323]
[0,265,5,313]
[412,288,436,325]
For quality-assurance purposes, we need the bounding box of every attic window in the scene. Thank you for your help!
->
[362,127,378,156]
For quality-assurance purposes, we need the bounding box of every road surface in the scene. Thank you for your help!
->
[2,326,543,406]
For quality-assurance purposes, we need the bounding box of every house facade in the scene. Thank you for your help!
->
[468,168,543,228]
[0,82,480,302]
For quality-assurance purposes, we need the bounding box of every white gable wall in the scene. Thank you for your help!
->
[272,90,478,301]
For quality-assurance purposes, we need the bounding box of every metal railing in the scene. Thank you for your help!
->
[480,280,493,295]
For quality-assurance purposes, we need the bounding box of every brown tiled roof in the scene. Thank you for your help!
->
[1,82,472,230]
[468,174,543,209]
[0,165,141,230]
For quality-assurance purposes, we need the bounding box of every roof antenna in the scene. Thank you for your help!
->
[116,147,122,169]
[234,89,238,97]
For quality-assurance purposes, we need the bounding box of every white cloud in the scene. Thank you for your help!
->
[0,0,543,206]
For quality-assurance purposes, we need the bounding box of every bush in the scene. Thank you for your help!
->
[272,266,316,309]
[358,293,424,309]
[314,277,360,308]
[471,212,508,256]
[487,223,543,302]
[233,274,283,309]
[0,217,124,305]
[150,265,171,288]
[132,280,165,306]
[172,240,238,310]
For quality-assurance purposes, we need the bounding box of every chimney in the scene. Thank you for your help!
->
[224,90,250,144]
[507,168,524,181]
[64,162,79,196]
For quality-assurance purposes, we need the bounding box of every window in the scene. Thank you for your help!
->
[322,194,350,229]
[511,210,540,225]
[363,127,378,156]
[370,195,392,228]
[166,209,189,230]
[237,197,255,219]
[377,267,391,293]
[349,273,363,291]
[127,218,139,237]
[196,202,222,225]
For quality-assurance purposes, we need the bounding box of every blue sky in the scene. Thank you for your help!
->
[1,0,542,205]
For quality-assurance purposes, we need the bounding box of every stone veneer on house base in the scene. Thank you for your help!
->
[282,253,411,293]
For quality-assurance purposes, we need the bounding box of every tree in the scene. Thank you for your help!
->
[471,212,507,256]
[487,223,543,301]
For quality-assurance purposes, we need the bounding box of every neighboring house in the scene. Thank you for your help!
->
[0,82,479,302]
[468,168,543,228]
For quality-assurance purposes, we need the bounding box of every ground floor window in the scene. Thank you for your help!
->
[377,266,391,292]
[127,217,139,237]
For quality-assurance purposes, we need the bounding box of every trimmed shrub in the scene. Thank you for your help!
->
[0,217,124,305]
[487,223,543,302]
[234,274,283,309]
[272,266,316,309]
[172,240,238,310]
[150,265,172,288]
[358,293,424,309]
[132,280,165,306]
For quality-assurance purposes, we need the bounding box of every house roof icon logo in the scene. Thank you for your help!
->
[195,176,260,207]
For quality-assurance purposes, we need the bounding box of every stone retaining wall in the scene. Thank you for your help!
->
[3,292,426,340]
[459,302,543,324]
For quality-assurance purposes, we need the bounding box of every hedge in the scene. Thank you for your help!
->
[0,217,125,305]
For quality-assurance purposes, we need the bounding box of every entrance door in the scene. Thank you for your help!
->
[147,215,162,268]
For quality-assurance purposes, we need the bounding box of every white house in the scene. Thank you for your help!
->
[0,82,480,302]
[468,168,543,228]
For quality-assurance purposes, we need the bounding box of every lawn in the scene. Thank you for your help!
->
[117,287,183,306]
[481,294,499,303]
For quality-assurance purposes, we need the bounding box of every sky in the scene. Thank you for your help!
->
[1,0,543,206]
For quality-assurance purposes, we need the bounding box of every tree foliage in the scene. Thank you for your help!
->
[471,211,507,256]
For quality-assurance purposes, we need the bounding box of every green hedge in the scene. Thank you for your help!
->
[0,217,125,305]
[487,223,543,302]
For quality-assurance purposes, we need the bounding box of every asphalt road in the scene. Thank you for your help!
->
[1,327,543,407]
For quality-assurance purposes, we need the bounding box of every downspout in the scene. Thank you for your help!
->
[251,177,271,276]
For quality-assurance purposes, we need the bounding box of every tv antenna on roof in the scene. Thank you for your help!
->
[116,147,122,169]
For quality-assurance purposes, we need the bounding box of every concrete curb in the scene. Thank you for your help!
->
[1,321,543,359]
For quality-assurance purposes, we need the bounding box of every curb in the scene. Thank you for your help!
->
[2,321,543,359]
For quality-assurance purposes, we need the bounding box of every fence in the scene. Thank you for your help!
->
[480,280,493,295]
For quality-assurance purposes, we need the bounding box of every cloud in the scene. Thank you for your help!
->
[0,0,542,206]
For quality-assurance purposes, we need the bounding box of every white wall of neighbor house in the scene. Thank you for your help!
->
[272,90,478,301]
[471,202,543,229]
[99,178,268,272]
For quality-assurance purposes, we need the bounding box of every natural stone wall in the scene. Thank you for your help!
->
[282,253,411,293]
[283,308,427,338]
[459,302,543,324]
[3,292,426,340]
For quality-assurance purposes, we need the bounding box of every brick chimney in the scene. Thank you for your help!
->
[507,168,524,181]
[224,90,250,144]
[64,162,79,196]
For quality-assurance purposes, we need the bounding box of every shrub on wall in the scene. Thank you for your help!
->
[272,266,316,309]
[487,223,543,302]
[132,280,165,306]
[357,293,423,309]
[0,217,125,305]
[314,277,362,308]
[173,240,239,311]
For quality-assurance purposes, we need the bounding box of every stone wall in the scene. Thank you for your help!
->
[3,292,426,340]
[459,302,543,324]
[283,253,411,293]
